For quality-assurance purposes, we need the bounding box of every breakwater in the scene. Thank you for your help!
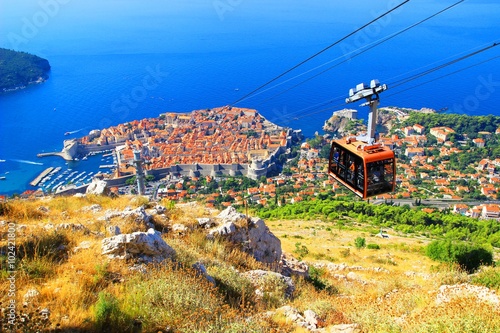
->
[30,167,54,187]
[37,139,79,161]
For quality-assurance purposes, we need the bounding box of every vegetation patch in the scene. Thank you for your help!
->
[0,48,51,91]
[426,240,494,273]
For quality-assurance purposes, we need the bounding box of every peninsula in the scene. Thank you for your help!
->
[0,48,51,92]
[40,106,301,181]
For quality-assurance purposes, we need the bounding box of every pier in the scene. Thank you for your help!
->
[37,152,68,159]
[30,167,54,187]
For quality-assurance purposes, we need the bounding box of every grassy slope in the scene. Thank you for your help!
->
[1,196,499,332]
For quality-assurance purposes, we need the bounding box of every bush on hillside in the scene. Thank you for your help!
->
[472,267,500,290]
[425,240,493,273]
[367,243,380,250]
[355,237,366,249]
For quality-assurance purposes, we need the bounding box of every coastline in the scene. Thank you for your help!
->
[1,76,49,94]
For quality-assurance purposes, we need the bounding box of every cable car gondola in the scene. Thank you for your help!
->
[328,79,396,199]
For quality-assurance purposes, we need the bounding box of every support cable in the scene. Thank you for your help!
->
[254,0,465,107]
[231,0,412,106]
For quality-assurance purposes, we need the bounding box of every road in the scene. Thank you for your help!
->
[371,198,500,208]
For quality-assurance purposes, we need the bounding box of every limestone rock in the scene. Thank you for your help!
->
[73,241,92,253]
[192,262,216,285]
[155,204,167,214]
[276,306,305,324]
[86,179,108,195]
[172,223,188,234]
[121,206,153,224]
[197,217,215,229]
[55,223,86,232]
[24,289,40,300]
[209,222,237,237]
[101,228,176,263]
[103,206,154,228]
[243,270,295,299]
[346,272,358,281]
[327,323,361,333]
[304,309,318,327]
[216,206,246,223]
[107,225,121,236]
[83,204,102,213]
[275,306,320,331]
[149,204,167,216]
[281,253,309,278]
[209,212,282,264]
[436,283,500,309]
[247,217,282,264]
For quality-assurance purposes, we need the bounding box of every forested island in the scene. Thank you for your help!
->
[0,48,51,92]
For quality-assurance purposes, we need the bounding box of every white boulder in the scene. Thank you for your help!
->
[101,228,175,263]
[86,180,108,195]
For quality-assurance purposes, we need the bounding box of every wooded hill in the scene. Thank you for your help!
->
[0,48,50,91]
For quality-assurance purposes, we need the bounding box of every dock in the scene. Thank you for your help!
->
[30,167,54,187]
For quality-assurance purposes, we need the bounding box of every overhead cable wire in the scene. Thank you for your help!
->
[230,0,412,106]
[384,54,500,99]
[255,0,465,107]
[274,43,499,123]
[388,42,499,89]
[382,39,500,84]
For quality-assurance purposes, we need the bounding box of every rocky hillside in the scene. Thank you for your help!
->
[1,195,499,332]
[323,107,436,136]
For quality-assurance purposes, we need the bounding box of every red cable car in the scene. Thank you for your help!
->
[327,79,396,199]
[328,138,396,199]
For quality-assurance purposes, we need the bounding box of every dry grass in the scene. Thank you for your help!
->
[1,196,499,332]
[268,218,500,332]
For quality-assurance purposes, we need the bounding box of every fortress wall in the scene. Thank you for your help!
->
[147,163,249,179]
[105,175,135,187]
[78,142,124,154]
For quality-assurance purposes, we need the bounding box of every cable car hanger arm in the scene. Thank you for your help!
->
[345,79,387,145]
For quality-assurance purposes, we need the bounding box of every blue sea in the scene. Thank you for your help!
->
[1,0,499,195]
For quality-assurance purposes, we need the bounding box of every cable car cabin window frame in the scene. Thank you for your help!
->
[329,140,395,199]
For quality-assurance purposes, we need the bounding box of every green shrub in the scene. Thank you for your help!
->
[425,240,493,273]
[355,237,366,249]
[293,242,309,260]
[367,243,380,250]
[308,266,338,295]
[208,264,255,307]
[122,265,228,331]
[472,267,500,290]
[260,273,289,308]
[93,292,121,331]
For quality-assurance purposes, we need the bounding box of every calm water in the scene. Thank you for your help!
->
[0,0,499,195]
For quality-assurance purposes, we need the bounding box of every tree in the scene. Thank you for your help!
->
[425,240,493,273]
[125,176,136,185]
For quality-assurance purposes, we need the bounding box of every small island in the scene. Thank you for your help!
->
[0,48,51,93]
